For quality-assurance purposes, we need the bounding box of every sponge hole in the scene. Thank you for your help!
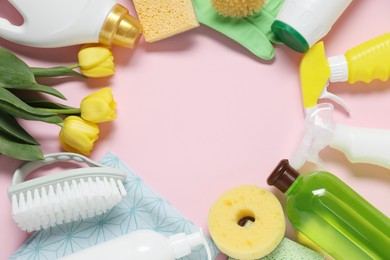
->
[237,209,255,227]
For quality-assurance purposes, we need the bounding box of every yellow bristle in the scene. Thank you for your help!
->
[211,0,265,18]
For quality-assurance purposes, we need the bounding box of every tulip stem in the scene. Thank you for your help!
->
[37,108,81,115]
[31,65,84,78]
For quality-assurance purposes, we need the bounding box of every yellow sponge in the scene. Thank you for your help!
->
[208,185,285,259]
[132,0,199,42]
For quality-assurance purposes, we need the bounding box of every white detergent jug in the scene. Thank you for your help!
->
[0,0,142,48]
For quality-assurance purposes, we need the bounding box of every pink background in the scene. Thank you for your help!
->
[1,0,390,259]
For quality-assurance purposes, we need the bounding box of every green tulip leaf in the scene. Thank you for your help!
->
[0,48,35,87]
[0,48,66,99]
[26,100,80,116]
[0,111,38,145]
[0,88,54,115]
[0,88,63,123]
[0,132,44,161]
[26,100,78,110]
[0,101,63,123]
[28,83,66,99]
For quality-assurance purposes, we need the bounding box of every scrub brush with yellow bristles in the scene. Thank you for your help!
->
[211,0,265,18]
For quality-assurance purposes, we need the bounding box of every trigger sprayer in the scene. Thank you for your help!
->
[291,102,390,170]
[300,32,390,113]
[0,0,142,48]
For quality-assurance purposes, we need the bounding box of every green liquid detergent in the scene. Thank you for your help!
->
[268,159,390,260]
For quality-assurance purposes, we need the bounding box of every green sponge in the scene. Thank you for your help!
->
[228,237,325,260]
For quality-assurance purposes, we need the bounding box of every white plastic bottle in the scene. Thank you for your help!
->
[272,0,353,53]
[60,229,211,260]
[0,0,142,48]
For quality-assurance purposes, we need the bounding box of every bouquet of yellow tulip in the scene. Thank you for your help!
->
[0,44,117,161]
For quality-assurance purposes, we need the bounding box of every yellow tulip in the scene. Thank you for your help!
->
[78,44,115,77]
[59,116,99,156]
[80,87,117,123]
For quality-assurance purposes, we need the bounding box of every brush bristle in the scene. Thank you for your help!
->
[211,0,265,18]
[11,176,127,232]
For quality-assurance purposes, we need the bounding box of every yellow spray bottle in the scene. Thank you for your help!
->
[300,33,390,113]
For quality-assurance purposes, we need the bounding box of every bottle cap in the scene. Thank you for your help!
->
[169,232,204,258]
[328,55,349,82]
[267,159,300,192]
[99,4,143,48]
[271,20,309,53]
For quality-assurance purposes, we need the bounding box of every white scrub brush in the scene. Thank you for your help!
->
[8,153,127,232]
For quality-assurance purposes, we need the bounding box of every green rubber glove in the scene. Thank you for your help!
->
[193,0,284,60]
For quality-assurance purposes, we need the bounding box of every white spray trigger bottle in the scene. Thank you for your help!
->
[0,0,142,48]
[291,103,390,171]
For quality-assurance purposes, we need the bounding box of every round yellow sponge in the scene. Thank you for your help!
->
[211,0,265,18]
[208,185,285,259]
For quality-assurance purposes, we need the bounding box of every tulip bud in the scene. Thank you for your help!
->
[59,116,99,155]
[78,44,115,78]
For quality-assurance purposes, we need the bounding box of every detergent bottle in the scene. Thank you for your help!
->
[60,229,212,260]
[0,0,142,48]
[272,0,353,53]
[290,103,390,171]
[267,159,390,260]
[300,33,390,112]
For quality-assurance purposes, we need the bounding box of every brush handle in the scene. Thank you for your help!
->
[330,124,390,169]
[11,153,105,185]
[345,33,390,84]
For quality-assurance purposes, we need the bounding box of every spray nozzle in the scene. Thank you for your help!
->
[301,33,390,114]
[300,41,351,114]
[290,103,336,169]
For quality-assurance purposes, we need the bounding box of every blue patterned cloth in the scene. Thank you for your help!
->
[11,152,219,259]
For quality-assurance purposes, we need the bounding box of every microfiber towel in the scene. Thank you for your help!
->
[11,151,219,259]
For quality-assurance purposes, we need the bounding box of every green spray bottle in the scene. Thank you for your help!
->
[267,159,390,260]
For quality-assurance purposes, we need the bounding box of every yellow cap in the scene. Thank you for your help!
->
[99,4,143,48]
[299,41,330,108]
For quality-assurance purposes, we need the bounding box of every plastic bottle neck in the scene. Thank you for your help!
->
[168,230,212,259]
[267,159,300,193]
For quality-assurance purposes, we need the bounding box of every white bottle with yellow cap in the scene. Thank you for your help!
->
[0,0,142,48]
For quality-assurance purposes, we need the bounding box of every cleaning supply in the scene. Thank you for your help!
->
[228,237,324,260]
[211,0,265,18]
[10,151,219,260]
[0,0,142,48]
[208,185,285,259]
[132,0,199,42]
[8,152,127,232]
[291,102,390,170]
[272,0,353,53]
[193,0,284,60]
[267,159,390,259]
[300,33,390,112]
[296,232,330,259]
[60,229,211,260]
